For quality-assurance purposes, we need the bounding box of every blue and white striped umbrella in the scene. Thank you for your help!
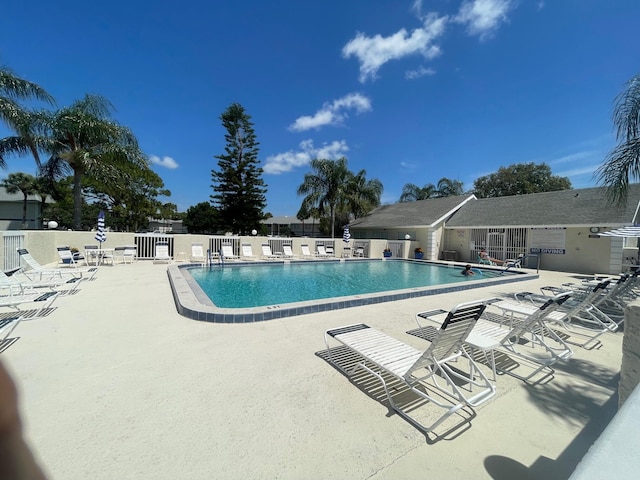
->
[343,224,351,244]
[95,211,106,245]
[599,226,640,237]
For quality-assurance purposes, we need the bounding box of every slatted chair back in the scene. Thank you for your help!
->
[282,244,294,257]
[501,292,572,343]
[407,301,486,377]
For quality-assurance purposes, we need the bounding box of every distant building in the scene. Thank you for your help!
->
[147,218,187,234]
[350,185,640,275]
[261,216,322,237]
[0,188,50,230]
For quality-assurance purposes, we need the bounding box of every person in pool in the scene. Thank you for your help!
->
[462,264,475,276]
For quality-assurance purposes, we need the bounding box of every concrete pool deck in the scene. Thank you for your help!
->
[1,261,625,479]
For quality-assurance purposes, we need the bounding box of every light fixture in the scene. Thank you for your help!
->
[589,227,600,233]
[47,221,58,229]
[251,229,257,236]
[404,234,411,240]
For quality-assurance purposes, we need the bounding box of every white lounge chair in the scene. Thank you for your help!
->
[241,244,257,260]
[412,293,574,383]
[153,242,172,264]
[112,246,126,264]
[300,244,316,260]
[123,245,137,264]
[220,244,239,260]
[0,290,60,319]
[1,269,83,295]
[325,245,335,257]
[324,300,495,433]
[512,281,619,350]
[316,245,330,257]
[1,315,23,343]
[190,243,206,263]
[56,246,82,267]
[18,248,97,281]
[261,244,280,259]
[282,244,295,259]
[353,246,365,258]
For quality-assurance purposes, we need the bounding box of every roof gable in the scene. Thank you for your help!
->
[446,185,640,228]
[351,194,476,229]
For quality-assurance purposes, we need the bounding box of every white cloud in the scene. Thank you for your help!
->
[342,12,447,83]
[149,155,179,169]
[289,93,372,132]
[455,0,513,39]
[555,164,602,178]
[263,139,349,175]
[548,151,596,165]
[405,65,436,79]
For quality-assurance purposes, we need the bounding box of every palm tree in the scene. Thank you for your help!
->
[38,94,148,229]
[343,169,383,219]
[0,66,55,168]
[399,183,436,202]
[0,172,36,228]
[597,73,640,205]
[436,177,464,197]
[297,157,351,238]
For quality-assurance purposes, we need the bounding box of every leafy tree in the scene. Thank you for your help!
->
[597,73,640,205]
[0,172,36,228]
[342,169,383,220]
[399,177,464,202]
[38,94,148,229]
[298,157,382,237]
[296,204,311,237]
[183,202,219,234]
[30,175,56,227]
[472,162,571,198]
[0,66,54,169]
[211,103,267,234]
[298,158,350,238]
[436,177,464,197]
[83,163,172,232]
[399,183,436,202]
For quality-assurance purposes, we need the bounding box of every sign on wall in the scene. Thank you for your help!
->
[530,227,566,254]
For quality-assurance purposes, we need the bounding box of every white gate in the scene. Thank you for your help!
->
[2,232,25,271]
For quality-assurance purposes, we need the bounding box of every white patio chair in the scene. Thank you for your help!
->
[190,243,205,264]
[123,245,137,264]
[241,244,257,260]
[412,293,574,383]
[153,242,172,264]
[18,248,96,282]
[282,244,295,259]
[261,244,280,259]
[324,300,495,433]
[300,244,316,260]
[220,244,239,260]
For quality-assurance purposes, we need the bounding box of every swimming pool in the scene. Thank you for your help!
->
[168,259,536,323]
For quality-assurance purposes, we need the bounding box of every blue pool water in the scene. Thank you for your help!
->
[188,260,509,309]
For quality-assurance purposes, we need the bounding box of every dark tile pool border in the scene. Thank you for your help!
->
[167,259,539,323]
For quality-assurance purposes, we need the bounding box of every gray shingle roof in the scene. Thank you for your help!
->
[351,194,476,229]
[446,185,640,228]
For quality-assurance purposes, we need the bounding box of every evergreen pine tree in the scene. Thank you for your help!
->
[211,103,267,234]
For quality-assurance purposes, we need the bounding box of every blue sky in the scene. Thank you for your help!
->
[1,0,640,216]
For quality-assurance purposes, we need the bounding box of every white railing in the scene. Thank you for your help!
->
[2,232,24,271]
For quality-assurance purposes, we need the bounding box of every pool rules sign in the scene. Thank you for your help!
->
[529,227,566,254]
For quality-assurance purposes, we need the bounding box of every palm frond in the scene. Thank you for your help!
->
[596,138,640,205]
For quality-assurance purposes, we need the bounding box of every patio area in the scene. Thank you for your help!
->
[1,261,625,479]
